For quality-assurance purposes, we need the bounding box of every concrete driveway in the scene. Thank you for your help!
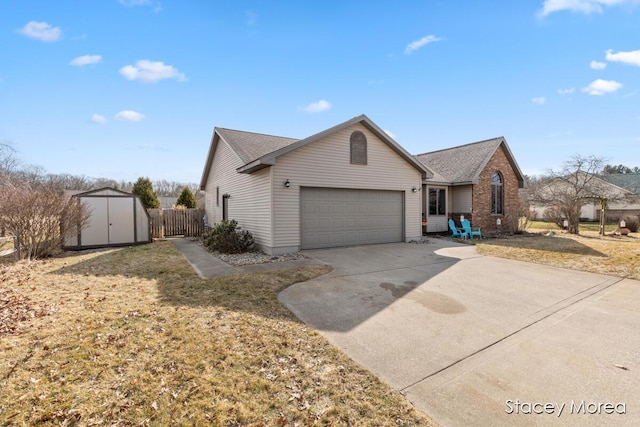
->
[279,240,640,426]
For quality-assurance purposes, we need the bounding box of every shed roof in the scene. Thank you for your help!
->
[415,137,525,187]
[72,187,137,197]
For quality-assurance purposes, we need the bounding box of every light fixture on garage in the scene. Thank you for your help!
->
[284,179,291,188]
[411,186,418,193]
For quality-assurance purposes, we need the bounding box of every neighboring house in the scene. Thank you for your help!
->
[415,137,525,233]
[200,115,524,254]
[531,174,640,222]
[603,174,640,195]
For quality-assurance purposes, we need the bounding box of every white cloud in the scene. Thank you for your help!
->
[115,110,145,122]
[549,130,574,137]
[538,0,639,16]
[119,60,186,83]
[404,35,442,55]
[606,49,640,66]
[300,100,331,113]
[590,60,607,69]
[246,10,258,26]
[18,21,61,42]
[581,79,622,95]
[384,129,396,139]
[91,114,107,124]
[532,96,547,104]
[119,0,152,6]
[558,88,575,94]
[70,55,102,66]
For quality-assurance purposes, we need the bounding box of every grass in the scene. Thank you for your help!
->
[525,220,619,233]
[0,241,435,426]
[476,229,640,279]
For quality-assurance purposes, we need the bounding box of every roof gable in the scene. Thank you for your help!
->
[415,137,525,187]
[200,115,431,188]
[216,128,298,164]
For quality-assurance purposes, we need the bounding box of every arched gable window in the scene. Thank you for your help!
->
[350,131,367,165]
[491,171,503,215]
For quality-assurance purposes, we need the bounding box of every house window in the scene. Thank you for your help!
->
[350,131,367,165]
[216,186,220,207]
[429,188,446,216]
[491,172,503,215]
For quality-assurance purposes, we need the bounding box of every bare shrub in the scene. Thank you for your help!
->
[517,208,536,234]
[0,181,90,259]
[544,206,566,229]
[622,215,639,233]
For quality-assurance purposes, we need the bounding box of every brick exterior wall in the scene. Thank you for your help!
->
[471,145,521,233]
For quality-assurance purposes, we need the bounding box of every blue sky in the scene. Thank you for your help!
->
[1,0,639,184]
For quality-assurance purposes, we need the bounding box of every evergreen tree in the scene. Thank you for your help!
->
[176,186,197,208]
[132,177,160,209]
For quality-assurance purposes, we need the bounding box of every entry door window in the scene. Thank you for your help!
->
[429,188,446,216]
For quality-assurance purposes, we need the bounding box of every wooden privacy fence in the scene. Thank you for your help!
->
[148,208,205,238]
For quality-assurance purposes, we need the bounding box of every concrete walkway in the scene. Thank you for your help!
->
[170,237,323,278]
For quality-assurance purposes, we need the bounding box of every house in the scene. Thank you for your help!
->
[531,174,640,222]
[200,115,524,254]
[415,137,525,233]
[602,174,640,220]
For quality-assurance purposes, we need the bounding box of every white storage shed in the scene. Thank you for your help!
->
[64,188,151,250]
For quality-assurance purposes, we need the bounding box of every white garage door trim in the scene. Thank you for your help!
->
[300,187,404,250]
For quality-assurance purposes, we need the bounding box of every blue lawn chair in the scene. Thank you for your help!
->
[449,219,468,239]
[461,219,482,239]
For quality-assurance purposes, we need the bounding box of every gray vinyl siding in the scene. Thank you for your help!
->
[271,123,422,248]
[135,197,150,242]
[451,185,473,213]
[204,139,273,248]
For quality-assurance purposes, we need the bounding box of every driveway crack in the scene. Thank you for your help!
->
[400,277,624,393]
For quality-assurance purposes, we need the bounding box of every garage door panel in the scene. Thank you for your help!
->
[301,188,404,249]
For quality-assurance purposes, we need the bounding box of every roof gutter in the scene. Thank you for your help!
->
[237,156,276,174]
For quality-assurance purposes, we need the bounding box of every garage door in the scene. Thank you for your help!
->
[300,187,404,249]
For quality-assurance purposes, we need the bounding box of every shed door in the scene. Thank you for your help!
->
[82,198,109,246]
[300,188,404,250]
[108,197,135,244]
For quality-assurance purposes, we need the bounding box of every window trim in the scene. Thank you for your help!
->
[428,187,446,216]
[350,131,367,165]
[491,171,504,215]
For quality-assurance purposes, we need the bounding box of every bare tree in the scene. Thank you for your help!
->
[0,141,21,188]
[0,179,90,259]
[530,155,623,235]
[153,179,199,197]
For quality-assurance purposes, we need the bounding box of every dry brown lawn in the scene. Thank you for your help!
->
[0,241,435,426]
[476,230,640,279]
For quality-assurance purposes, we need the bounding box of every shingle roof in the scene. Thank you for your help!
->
[216,128,299,164]
[200,115,431,189]
[415,137,506,184]
[602,174,640,195]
